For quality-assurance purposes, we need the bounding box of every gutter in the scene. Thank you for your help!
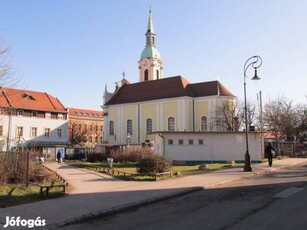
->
[158,133,165,157]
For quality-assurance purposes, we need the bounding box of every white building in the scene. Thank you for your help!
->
[0,87,68,158]
[149,132,262,163]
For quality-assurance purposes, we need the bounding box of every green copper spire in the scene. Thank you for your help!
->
[147,7,155,34]
[138,8,164,81]
[140,8,161,60]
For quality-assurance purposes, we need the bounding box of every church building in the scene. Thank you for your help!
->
[103,10,237,147]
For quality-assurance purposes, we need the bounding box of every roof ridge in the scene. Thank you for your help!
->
[188,80,218,85]
[45,92,57,110]
[55,97,66,112]
[68,107,103,113]
[0,87,13,107]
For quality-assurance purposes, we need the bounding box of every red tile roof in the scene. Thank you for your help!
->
[68,107,103,118]
[105,76,235,105]
[0,87,67,113]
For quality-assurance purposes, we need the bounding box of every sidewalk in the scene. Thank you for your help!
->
[1,158,307,229]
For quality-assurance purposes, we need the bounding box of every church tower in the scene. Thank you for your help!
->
[138,9,164,82]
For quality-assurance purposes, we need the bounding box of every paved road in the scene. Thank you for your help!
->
[61,162,307,230]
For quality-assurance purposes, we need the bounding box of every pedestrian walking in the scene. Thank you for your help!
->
[265,143,275,167]
[57,151,61,164]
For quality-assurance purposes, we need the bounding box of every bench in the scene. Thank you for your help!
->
[29,181,66,197]
[153,172,172,180]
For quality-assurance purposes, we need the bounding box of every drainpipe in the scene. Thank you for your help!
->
[138,104,141,143]
[159,133,165,156]
[192,98,195,131]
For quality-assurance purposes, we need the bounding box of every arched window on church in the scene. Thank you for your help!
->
[144,69,149,81]
[201,116,207,131]
[168,117,175,131]
[156,70,159,79]
[146,118,153,134]
[109,121,114,135]
[127,119,133,135]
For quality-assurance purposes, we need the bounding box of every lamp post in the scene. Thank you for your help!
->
[243,55,262,172]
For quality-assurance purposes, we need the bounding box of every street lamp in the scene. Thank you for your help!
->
[243,55,262,172]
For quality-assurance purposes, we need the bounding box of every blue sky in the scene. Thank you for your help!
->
[0,0,306,110]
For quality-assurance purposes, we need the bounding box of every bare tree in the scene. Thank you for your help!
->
[0,45,9,83]
[263,97,301,140]
[292,103,307,139]
[213,100,258,132]
[213,101,237,132]
[0,41,17,88]
[68,122,89,146]
[262,97,305,155]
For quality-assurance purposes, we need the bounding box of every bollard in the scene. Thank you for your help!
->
[107,158,113,168]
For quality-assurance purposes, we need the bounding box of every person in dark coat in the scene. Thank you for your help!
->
[57,151,61,164]
[265,143,275,167]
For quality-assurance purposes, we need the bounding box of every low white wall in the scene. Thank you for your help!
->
[150,132,262,162]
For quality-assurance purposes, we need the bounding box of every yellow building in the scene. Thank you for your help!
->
[103,10,236,146]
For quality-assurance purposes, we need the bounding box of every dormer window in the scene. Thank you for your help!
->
[22,93,35,100]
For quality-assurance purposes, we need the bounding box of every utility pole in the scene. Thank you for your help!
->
[259,90,264,157]
[6,108,12,152]
[25,151,30,187]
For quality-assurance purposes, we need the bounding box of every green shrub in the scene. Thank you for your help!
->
[137,155,172,174]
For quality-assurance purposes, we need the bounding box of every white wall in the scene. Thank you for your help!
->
[0,115,68,151]
[150,132,262,162]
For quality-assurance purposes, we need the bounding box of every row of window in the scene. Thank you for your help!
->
[17,110,64,119]
[77,123,103,132]
[168,139,204,145]
[0,125,104,144]
[74,111,103,117]
[109,116,208,135]
[109,118,152,135]
[83,135,103,144]
[14,126,63,138]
